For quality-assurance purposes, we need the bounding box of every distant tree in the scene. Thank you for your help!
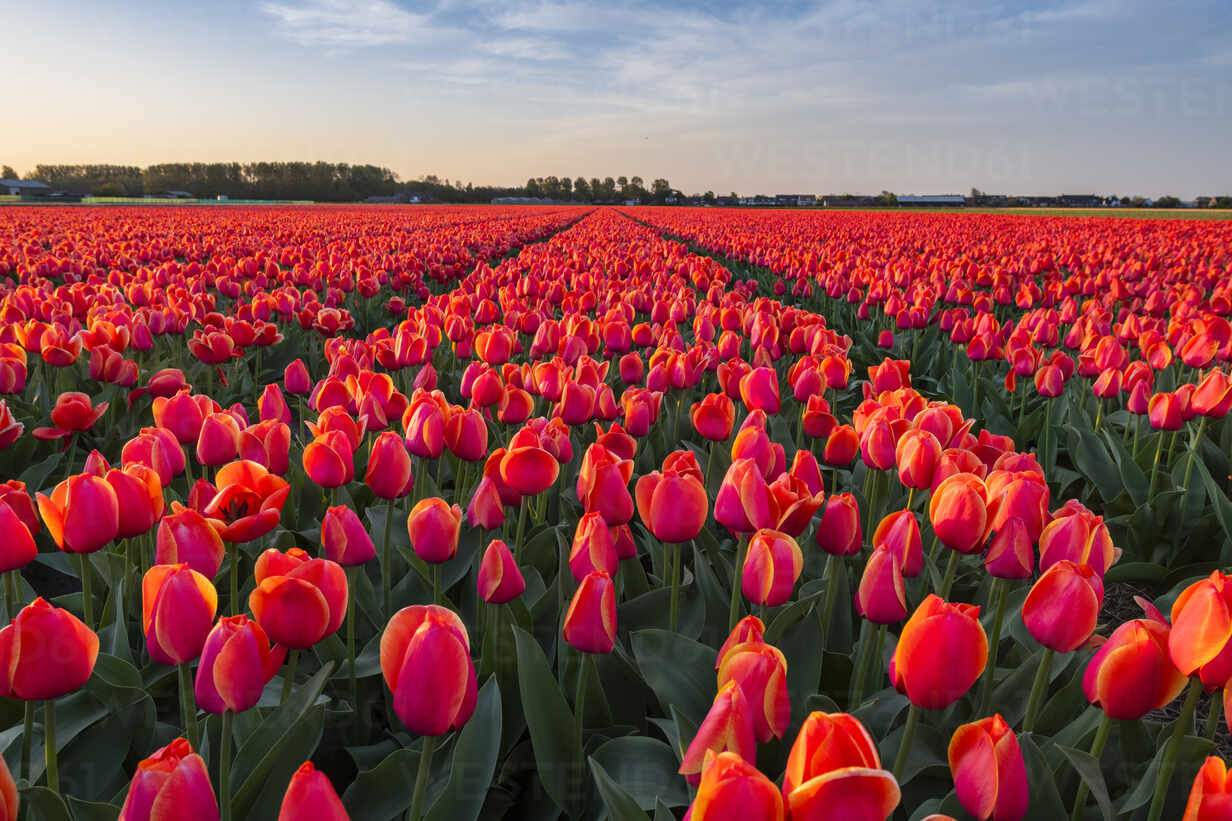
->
[599,177,616,200]
[525,178,542,197]
[1215,197,1232,208]
[630,176,644,190]
[703,190,716,204]
[1155,195,1181,208]
[573,177,590,201]
[879,190,898,206]
[730,192,739,201]
[651,178,671,202]
[0,166,15,180]
[970,187,984,200]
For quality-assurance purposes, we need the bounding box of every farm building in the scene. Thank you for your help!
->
[897,194,966,207]
[1,179,51,197]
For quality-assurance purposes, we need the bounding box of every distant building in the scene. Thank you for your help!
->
[822,195,880,207]
[896,194,966,207]
[1059,194,1103,207]
[1,179,51,197]
[774,194,815,207]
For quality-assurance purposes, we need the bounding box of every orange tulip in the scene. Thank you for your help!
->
[477,539,525,604]
[1183,756,1232,821]
[889,594,988,709]
[1084,614,1186,719]
[742,529,803,607]
[322,505,376,566]
[687,751,784,821]
[856,545,908,624]
[948,714,1029,821]
[32,391,108,441]
[380,604,478,735]
[577,443,635,526]
[1170,571,1232,684]
[200,460,290,543]
[872,510,922,578]
[249,549,348,649]
[636,465,708,543]
[929,473,988,555]
[782,711,901,821]
[717,639,790,743]
[408,497,463,564]
[716,615,766,671]
[692,393,736,441]
[156,504,226,578]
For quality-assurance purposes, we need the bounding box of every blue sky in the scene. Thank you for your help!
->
[3,0,1230,196]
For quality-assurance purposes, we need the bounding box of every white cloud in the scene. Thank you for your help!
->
[261,0,428,47]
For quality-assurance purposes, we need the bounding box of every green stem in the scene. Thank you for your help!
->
[347,567,358,709]
[21,701,32,781]
[728,535,748,631]
[407,735,437,821]
[178,662,200,750]
[43,700,58,793]
[383,496,395,618]
[576,654,589,751]
[513,497,528,560]
[1148,430,1165,499]
[1093,397,1103,434]
[228,542,240,615]
[78,553,93,629]
[220,710,233,821]
[1146,677,1203,821]
[1071,712,1113,821]
[432,564,442,606]
[1205,690,1223,739]
[281,649,299,703]
[1023,647,1055,733]
[668,543,681,633]
[818,555,840,650]
[979,579,1009,714]
[938,548,960,599]
[849,619,875,708]
[891,703,920,781]
[1182,417,1209,491]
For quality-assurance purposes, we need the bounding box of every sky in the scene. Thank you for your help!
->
[2,0,1230,197]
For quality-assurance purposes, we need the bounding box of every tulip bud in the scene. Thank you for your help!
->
[0,597,99,700]
[1038,502,1116,576]
[142,564,218,666]
[569,512,619,581]
[1170,571,1232,684]
[929,473,989,555]
[381,604,478,735]
[1084,616,1186,719]
[477,539,525,604]
[0,499,37,573]
[156,505,227,578]
[816,493,862,556]
[1183,756,1232,820]
[692,393,735,441]
[196,411,241,467]
[983,517,1034,579]
[717,640,790,743]
[577,444,635,525]
[408,497,463,564]
[742,529,803,607]
[873,510,922,578]
[686,751,784,821]
[889,594,988,710]
[948,715,1029,821]
[563,570,617,654]
[322,505,376,566]
[896,428,941,490]
[636,468,708,543]
[364,431,414,500]
[303,430,355,489]
[679,681,757,786]
[856,545,908,624]
[37,473,119,554]
[118,738,218,821]
[278,761,349,821]
[1022,560,1103,652]
[195,615,286,714]
[823,424,860,466]
[782,711,901,821]
[466,476,506,530]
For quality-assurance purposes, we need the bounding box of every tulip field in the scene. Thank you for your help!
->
[1,204,1232,821]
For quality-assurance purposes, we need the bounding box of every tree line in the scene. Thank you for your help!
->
[3,163,680,203]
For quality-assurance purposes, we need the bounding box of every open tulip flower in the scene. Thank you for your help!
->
[33,391,108,441]
[249,548,348,649]
[199,460,290,543]
[782,711,901,821]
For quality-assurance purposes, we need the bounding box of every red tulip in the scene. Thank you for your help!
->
[1038,501,1116,576]
[444,406,488,462]
[742,529,803,607]
[948,714,1029,821]
[816,493,862,556]
[823,424,860,466]
[1084,613,1186,719]
[686,752,784,821]
[717,639,790,742]
[679,681,757,786]
[381,604,478,735]
[1022,560,1102,652]
[739,367,780,414]
[118,738,218,821]
[636,466,709,543]
[1170,571,1232,684]
[37,473,119,553]
[477,539,525,604]
[194,615,286,714]
[365,431,414,499]
[195,411,241,467]
[715,458,774,533]
[889,594,988,709]
[303,430,355,488]
[277,761,349,821]
[156,504,226,578]
[872,510,922,578]
[0,597,98,700]
[408,497,463,564]
[322,505,376,566]
[563,570,617,654]
[929,473,988,555]
[569,512,619,581]
[856,545,908,624]
[200,460,290,543]
[692,393,736,441]
[0,498,37,573]
[577,444,635,526]
[1183,756,1232,821]
[142,564,218,665]
[32,391,108,440]
[152,390,212,445]
[896,428,942,490]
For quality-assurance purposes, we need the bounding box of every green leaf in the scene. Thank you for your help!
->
[588,759,651,821]
[66,797,121,821]
[342,749,419,821]
[1019,733,1068,821]
[1067,426,1120,502]
[1119,732,1214,815]
[590,736,690,810]
[630,630,715,727]
[423,678,503,821]
[1056,745,1113,821]
[19,786,72,821]
[512,625,585,818]
[19,453,63,493]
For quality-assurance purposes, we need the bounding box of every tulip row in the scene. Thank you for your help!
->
[0,204,1228,821]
